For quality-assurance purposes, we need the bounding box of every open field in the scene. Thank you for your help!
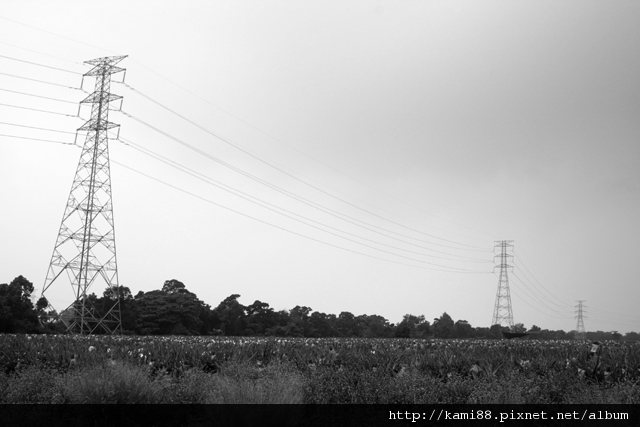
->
[1,334,639,404]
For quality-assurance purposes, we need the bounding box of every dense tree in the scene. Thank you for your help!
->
[359,314,393,338]
[214,294,246,336]
[134,282,211,335]
[0,276,40,333]
[245,300,277,335]
[135,290,167,335]
[307,311,338,337]
[285,306,312,337]
[585,330,625,342]
[432,312,455,338]
[512,323,527,333]
[162,279,186,294]
[335,311,359,337]
[489,324,506,339]
[264,310,293,336]
[4,275,639,339]
[395,314,430,338]
[103,286,133,301]
[454,320,474,338]
[97,286,137,333]
[473,326,490,338]
[624,331,640,341]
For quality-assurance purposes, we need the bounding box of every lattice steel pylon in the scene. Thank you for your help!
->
[491,240,514,330]
[575,300,587,340]
[40,55,127,334]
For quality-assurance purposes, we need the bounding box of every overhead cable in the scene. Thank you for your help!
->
[118,89,491,251]
[512,250,574,308]
[0,87,79,104]
[510,272,574,318]
[122,133,491,262]
[0,15,117,56]
[0,133,75,146]
[120,110,492,255]
[0,53,80,74]
[121,137,487,272]
[0,102,79,117]
[0,71,85,90]
[0,121,76,134]
[112,159,490,274]
[119,79,493,243]
[0,41,82,65]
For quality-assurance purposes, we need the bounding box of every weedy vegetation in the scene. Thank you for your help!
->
[0,334,638,404]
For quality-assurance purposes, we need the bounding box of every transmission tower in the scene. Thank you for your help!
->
[491,240,514,330]
[40,55,127,334]
[575,300,587,340]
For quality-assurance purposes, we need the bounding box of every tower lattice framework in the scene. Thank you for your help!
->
[40,55,127,334]
[491,240,514,329]
[575,300,587,340]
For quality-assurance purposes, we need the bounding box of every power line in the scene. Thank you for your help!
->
[120,110,492,254]
[0,15,493,246]
[511,258,574,312]
[0,71,85,90]
[508,286,574,321]
[122,111,493,257]
[112,158,489,274]
[510,272,573,318]
[581,314,639,329]
[0,87,79,104]
[0,102,79,117]
[0,15,117,55]
[587,307,640,321]
[512,250,574,308]
[121,135,491,263]
[0,121,76,134]
[0,44,491,258]
[0,41,82,65]
[120,80,493,243]
[0,53,80,74]
[0,133,75,146]
[118,88,492,251]
[121,137,488,272]
[584,310,640,325]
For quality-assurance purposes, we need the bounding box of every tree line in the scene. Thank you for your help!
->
[1,275,638,341]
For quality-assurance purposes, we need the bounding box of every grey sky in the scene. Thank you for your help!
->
[1,1,639,333]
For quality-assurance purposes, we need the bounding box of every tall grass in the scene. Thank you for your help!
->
[208,360,305,404]
[64,361,168,404]
[1,335,638,404]
[1,364,66,403]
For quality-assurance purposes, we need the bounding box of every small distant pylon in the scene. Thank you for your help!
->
[491,240,514,330]
[575,300,587,340]
[40,56,127,334]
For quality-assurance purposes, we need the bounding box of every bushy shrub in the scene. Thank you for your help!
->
[64,360,168,404]
[207,360,305,404]
[304,366,398,403]
[162,368,219,403]
[2,365,65,403]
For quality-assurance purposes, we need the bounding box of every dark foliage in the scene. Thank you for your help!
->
[2,275,639,339]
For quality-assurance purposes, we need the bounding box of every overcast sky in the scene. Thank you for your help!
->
[1,1,639,333]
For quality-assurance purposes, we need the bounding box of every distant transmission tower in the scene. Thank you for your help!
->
[491,240,514,330]
[40,56,127,334]
[575,300,587,340]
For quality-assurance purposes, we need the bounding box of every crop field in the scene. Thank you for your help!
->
[1,334,639,404]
